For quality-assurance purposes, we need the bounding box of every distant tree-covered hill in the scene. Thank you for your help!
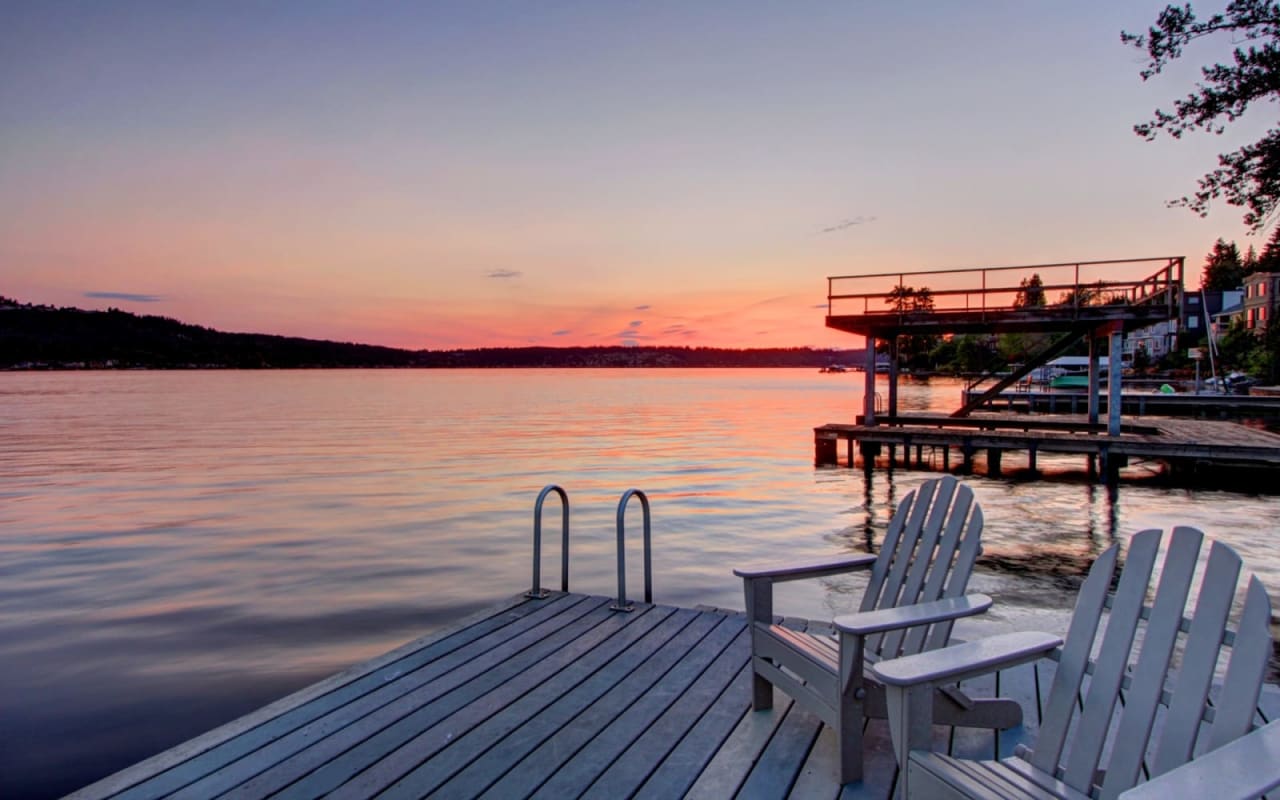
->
[0,297,864,369]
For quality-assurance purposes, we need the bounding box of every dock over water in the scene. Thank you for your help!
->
[817,257,1280,484]
[963,388,1280,419]
[66,591,1280,799]
[826,257,1185,428]
[816,413,1280,479]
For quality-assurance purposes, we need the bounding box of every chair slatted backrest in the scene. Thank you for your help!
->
[1024,526,1273,800]
[858,475,984,661]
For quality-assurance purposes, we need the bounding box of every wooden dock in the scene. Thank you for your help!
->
[824,258,1186,429]
[816,413,1280,479]
[65,591,1280,799]
[963,389,1280,419]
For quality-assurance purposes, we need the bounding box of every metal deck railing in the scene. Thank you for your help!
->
[827,257,1184,322]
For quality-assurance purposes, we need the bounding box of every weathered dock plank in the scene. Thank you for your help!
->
[524,616,746,799]
[631,662,754,799]
[265,597,623,799]
[579,623,750,798]
[466,606,733,798]
[178,594,608,799]
[736,703,824,798]
[370,605,689,799]
[786,726,845,800]
[683,686,797,799]
[66,592,549,800]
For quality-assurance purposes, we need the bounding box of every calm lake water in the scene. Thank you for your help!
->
[4,369,1279,798]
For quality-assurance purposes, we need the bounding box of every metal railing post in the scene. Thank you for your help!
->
[527,484,569,599]
[1074,263,1081,316]
[611,489,652,612]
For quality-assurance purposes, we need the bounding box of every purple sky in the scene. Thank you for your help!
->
[1,2,1268,348]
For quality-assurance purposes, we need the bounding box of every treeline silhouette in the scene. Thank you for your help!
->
[0,299,863,369]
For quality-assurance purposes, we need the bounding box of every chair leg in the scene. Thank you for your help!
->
[752,668,773,711]
[839,632,867,784]
[837,697,864,784]
[744,576,774,713]
[886,683,934,800]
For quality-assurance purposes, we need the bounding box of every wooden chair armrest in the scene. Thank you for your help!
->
[733,553,877,582]
[871,631,1062,687]
[1119,720,1280,800]
[833,594,992,636]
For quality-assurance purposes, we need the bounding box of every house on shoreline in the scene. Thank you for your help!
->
[1244,271,1280,333]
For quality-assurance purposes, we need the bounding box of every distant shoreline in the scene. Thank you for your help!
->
[1,298,865,371]
[2,363,855,371]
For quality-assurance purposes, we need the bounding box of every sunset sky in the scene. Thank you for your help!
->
[1,2,1271,349]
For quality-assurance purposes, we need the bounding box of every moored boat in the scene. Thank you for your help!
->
[1048,374,1092,390]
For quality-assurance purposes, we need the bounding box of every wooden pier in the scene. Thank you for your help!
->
[825,257,1185,432]
[816,413,1280,480]
[64,591,1280,799]
[962,389,1280,419]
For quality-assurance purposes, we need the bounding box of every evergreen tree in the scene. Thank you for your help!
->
[883,285,938,367]
[1004,278,1053,362]
[911,287,935,313]
[1243,244,1260,274]
[1258,225,1280,272]
[886,284,916,313]
[1201,238,1244,290]
[1015,273,1046,307]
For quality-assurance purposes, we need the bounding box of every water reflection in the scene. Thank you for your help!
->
[860,461,878,551]
[1088,482,1121,546]
[856,465,1120,588]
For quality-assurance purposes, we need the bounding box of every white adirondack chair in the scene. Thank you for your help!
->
[735,475,1023,784]
[1117,718,1280,800]
[872,526,1277,800]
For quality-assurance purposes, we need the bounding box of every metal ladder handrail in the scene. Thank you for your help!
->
[526,484,570,599]
[611,488,652,612]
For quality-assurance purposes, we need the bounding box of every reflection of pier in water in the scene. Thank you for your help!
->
[852,466,1118,589]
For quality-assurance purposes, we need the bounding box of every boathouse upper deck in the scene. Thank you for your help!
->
[825,257,1184,337]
